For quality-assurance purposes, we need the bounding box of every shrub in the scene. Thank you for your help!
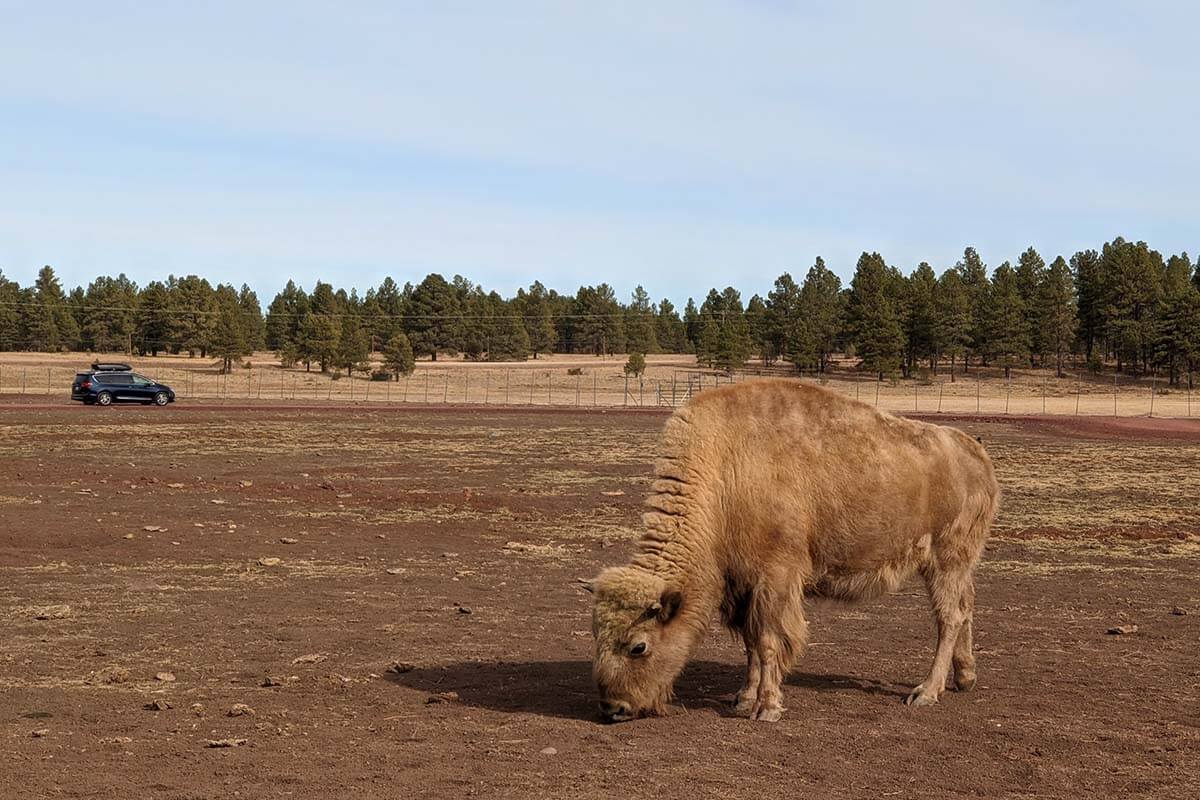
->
[370,369,392,382]
[624,353,646,377]
[567,367,584,376]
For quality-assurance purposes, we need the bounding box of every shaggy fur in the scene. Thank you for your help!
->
[586,379,999,722]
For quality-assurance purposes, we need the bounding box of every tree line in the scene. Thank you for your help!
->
[1,236,1198,384]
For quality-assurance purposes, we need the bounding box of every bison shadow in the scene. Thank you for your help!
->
[385,659,905,721]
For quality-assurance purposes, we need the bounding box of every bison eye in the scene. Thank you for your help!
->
[629,642,647,657]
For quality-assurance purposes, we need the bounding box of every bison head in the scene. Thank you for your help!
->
[582,566,688,723]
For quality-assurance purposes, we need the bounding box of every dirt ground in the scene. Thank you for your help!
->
[1,399,1198,799]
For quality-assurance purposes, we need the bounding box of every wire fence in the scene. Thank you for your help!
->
[0,362,1195,418]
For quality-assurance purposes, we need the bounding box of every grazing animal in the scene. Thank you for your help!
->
[583,379,999,722]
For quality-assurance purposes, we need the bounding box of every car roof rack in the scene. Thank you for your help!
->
[91,362,133,372]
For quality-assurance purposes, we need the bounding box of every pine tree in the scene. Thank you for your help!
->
[709,287,752,372]
[210,286,249,373]
[956,247,989,369]
[406,273,462,361]
[574,284,624,355]
[654,299,687,353]
[1014,247,1046,366]
[765,272,800,364]
[382,332,416,379]
[519,281,556,358]
[1101,238,1163,373]
[846,252,904,379]
[906,263,938,372]
[1040,256,1077,377]
[1155,287,1200,387]
[933,269,971,380]
[984,262,1029,378]
[238,285,265,352]
[32,265,79,350]
[265,280,309,356]
[0,270,20,350]
[624,286,659,355]
[133,281,172,356]
[170,275,217,357]
[1071,249,1105,362]
[697,313,719,368]
[745,294,772,364]
[682,298,701,352]
[336,313,371,376]
[488,300,530,361]
[789,257,842,373]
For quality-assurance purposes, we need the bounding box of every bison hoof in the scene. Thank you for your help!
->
[904,685,940,707]
[750,704,784,722]
[954,671,977,692]
[732,693,757,716]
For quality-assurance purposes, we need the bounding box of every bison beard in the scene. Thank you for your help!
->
[586,379,999,722]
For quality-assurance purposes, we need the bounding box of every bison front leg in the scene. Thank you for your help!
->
[743,576,808,722]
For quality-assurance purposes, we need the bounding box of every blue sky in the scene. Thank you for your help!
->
[2,1,1197,306]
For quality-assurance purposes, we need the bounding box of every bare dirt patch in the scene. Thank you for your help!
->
[1,405,1197,799]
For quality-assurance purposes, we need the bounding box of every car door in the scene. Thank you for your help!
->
[102,373,134,400]
[130,374,155,401]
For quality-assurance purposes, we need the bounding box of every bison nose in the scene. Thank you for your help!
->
[599,699,633,723]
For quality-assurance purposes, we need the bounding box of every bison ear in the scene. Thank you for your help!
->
[576,578,596,594]
[656,589,683,623]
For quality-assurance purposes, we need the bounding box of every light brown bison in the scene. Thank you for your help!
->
[583,379,999,722]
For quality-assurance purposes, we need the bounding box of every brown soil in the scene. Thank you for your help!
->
[1,405,1197,799]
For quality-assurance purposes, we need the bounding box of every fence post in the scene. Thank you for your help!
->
[248,370,252,398]
[386,377,391,403]
[22,367,27,394]
[1113,372,1118,417]
[976,379,980,414]
[1042,376,1046,415]
[349,374,354,402]
[639,377,644,407]
[576,375,580,406]
[593,371,597,406]
[485,371,491,404]
[364,375,371,402]
[914,380,918,412]
[937,381,943,413]
[1075,371,1081,416]
[529,372,535,405]
[1005,376,1011,414]
[1189,372,1193,417]
[547,372,552,405]
[443,372,449,404]
[671,372,677,407]
[505,370,510,405]
[1149,372,1156,418]
[874,378,880,407]
[47,367,51,395]
[404,373,410,403]
[624,374,629,407]
[464,371,470,404]
[424,371,429,403]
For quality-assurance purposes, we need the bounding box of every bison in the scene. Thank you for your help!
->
[583,379,999,722]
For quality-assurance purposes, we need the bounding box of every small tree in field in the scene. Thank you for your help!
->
[624,352,646,377]
[383,332,416,380]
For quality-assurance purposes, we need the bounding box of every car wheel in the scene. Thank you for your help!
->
[154,392,169,406]
[96,391,113,406]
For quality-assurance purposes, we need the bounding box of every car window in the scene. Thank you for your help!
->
[101,374,132,385]
[131,374,152,386]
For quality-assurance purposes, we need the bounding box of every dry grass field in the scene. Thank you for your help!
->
[0,350,1195,417]
[1,399,1198,799]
